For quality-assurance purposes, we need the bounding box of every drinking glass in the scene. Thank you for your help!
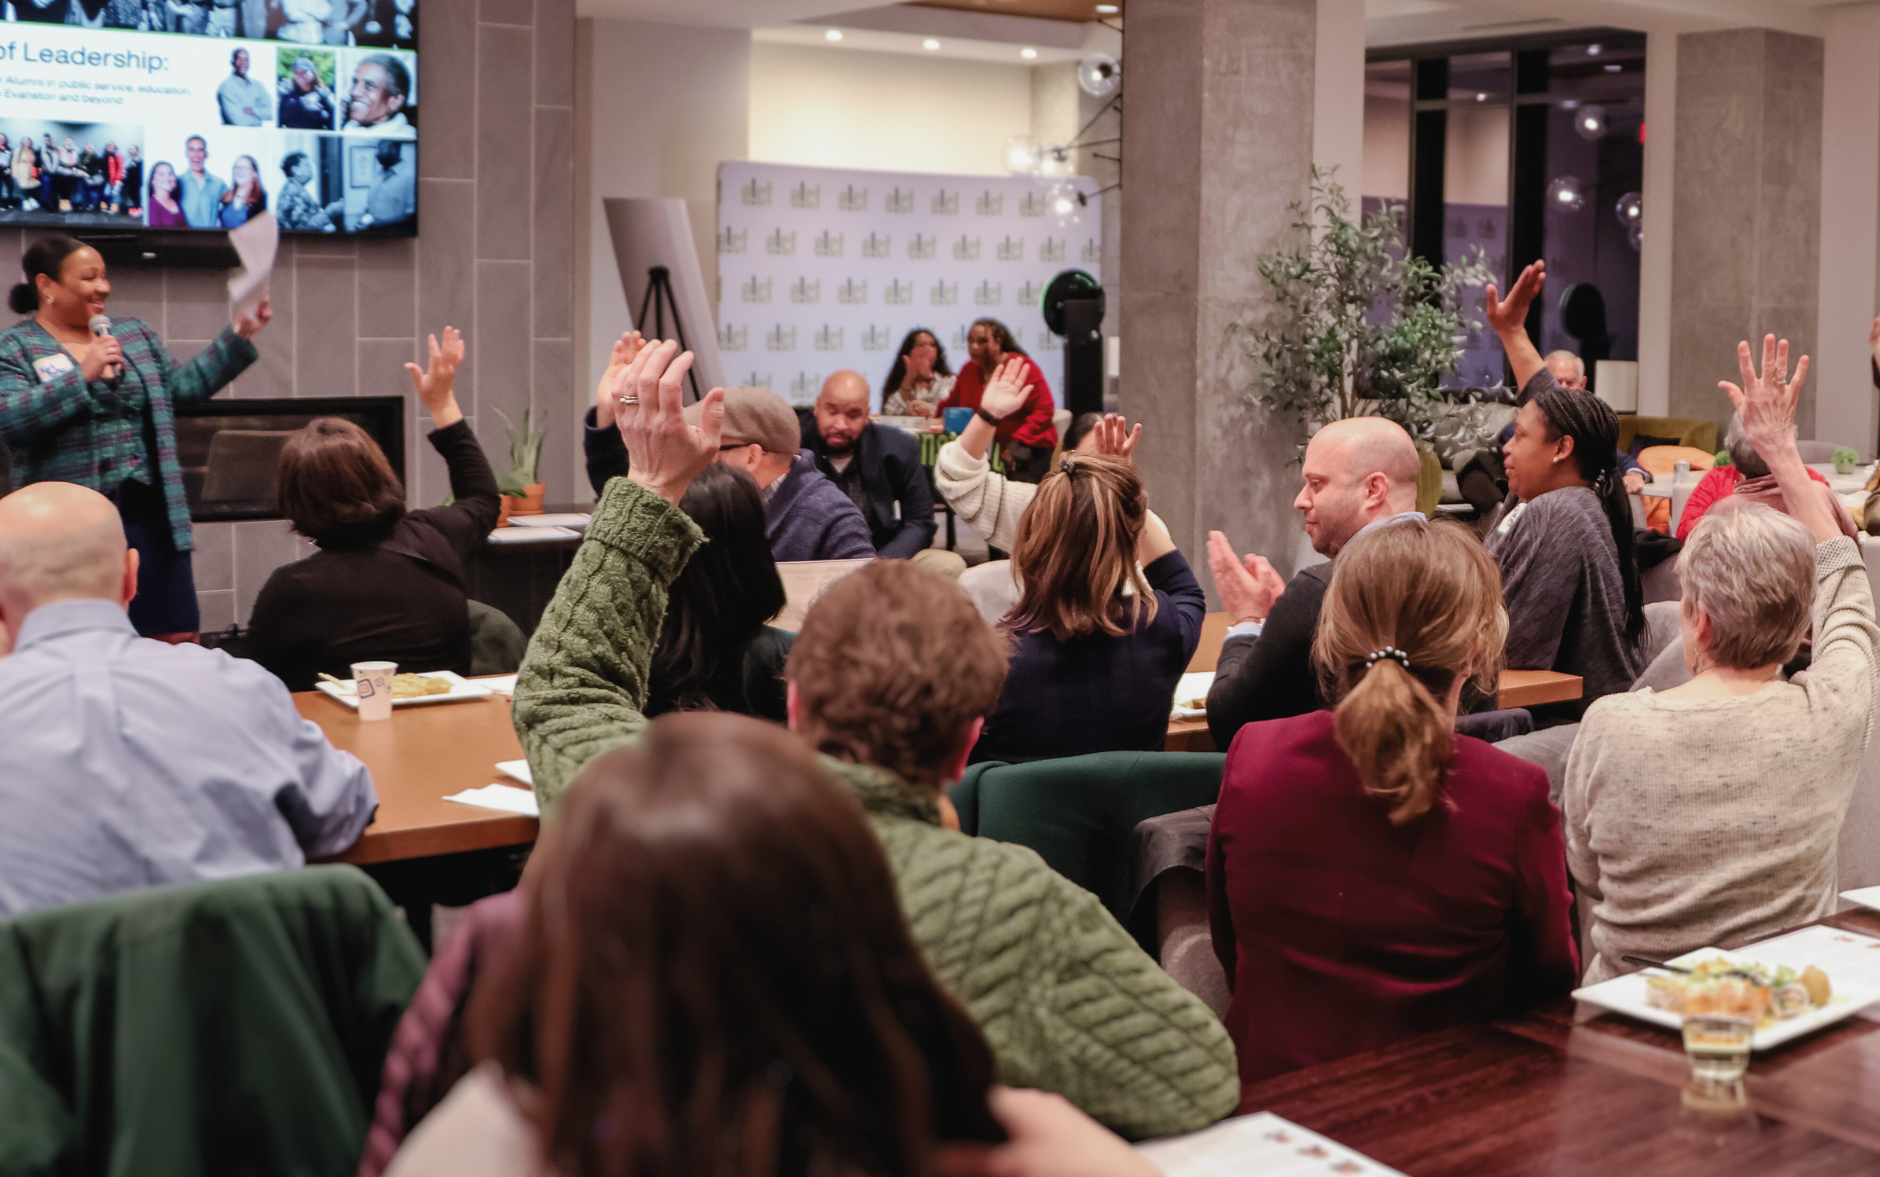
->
[1682,1014,1752,1084]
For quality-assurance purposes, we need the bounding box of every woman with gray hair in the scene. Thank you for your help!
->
[1563,336,1880,983]
[1674,411,1856,542]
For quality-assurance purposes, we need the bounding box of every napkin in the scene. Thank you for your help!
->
[443,784,539,817]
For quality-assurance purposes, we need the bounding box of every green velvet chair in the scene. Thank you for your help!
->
[0,866,426,1177]
[949,751,1227,925]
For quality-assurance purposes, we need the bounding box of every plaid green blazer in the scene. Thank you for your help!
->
[0,318,258,553]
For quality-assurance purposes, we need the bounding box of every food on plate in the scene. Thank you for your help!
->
[1643,957,1832,1025]
[391,673,453,699]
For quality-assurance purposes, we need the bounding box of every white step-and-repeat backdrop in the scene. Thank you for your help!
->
[716,160,1103,408]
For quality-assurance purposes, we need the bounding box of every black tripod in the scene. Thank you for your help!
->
[637,265,703,403]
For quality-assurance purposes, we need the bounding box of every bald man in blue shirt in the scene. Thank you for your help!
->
[0,482,378,917]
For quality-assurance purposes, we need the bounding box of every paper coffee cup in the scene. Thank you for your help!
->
[352,661,398,721]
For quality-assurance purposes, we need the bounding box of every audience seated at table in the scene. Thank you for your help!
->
[1204,416,1423,747]
[970,450,1205,765]
[801,368,964,575]
[1565,337,1879,984]
[583,336,873,562]
[0,481,378,916]
[512,340,1239,1138]
[387,712,1158,1177]
[1674,411,1854,543]
[645,463,792,723]
[1483,263,1646,721]
[240,328,501,692]
[933,318,1059,483]
[1207,516,1579,1087]
[881,326,955,417]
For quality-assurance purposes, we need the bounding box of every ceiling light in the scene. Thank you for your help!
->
[1078,51,1120,97]
[1547,175,1586,212]
[923,37,940,49]
[1002,135,1041,176]
[1475,92,1486,102]
[1604,63,1622,73]
[1586,43,1602,56]
[1095,2,1118,11]
[1574,104,1608,141]
[824,28,842,41]
[1615,191,1642,227]
[1021,47,1038,59]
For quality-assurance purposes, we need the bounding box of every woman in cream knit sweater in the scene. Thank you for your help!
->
[1564,336,1880,983]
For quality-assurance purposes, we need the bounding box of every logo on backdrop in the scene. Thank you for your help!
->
[791,278,820,304]
[862,325,894,351]
[1036,332,1064,351]
[814,325,844,351]
[718,228,747,254]
[1020,192,1046,217]
[790,372,822,398]
[862,232,891,258]
[1041,237,1065,263]
[932,189,959,215]
[742,180,772,206]
[815,230,844,257]
[931,280,957,306]
[887,186,915,214]
[974,280,1001,306]
[718,325,748,352]
[792,182,821,209]
[909,233,936,260]
[744,371,774,389]
[742,277,772,303]
[997,236,1024,262]
[951,327,968,349]
[840,185,868,212]
[975,191,1003,217]
[1017,279,1042,306]
[767,325,796,351]
[838,279,867,305]
[767,229,796,256]
[885,279,914,305]
[953,235,980,261]
[1082,238,1101,263]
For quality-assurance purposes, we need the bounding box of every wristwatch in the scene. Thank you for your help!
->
[975,406,1001,426]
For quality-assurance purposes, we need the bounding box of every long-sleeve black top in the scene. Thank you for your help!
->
[971,550,1207,764]
[242,420,502,691]
[1204,562,1333,748]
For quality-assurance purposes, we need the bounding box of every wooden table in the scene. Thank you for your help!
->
[1233,909,1880,1175]
[300,688,538,865]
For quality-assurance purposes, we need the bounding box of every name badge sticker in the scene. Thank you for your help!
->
[32,353,76,383]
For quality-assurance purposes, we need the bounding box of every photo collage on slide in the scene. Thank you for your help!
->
[0,0,416,235]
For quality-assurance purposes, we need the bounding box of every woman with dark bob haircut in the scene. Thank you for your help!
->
[386,711,1162,1177]
[647,462,792,721]
[241,326,500,690]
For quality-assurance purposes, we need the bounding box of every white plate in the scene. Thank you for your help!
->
[1571,926,1880,1050]
[315,670,494,709]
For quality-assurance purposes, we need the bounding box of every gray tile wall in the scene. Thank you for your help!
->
[0,0,576,631]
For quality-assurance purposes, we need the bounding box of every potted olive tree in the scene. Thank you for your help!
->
[494,406,546,523]
[1239,169,1491,445]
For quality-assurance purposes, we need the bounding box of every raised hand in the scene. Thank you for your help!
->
[1719,334,1839,544]
[593,330,645,428]
[1207,530,1285,625]
[611,339,725,505]
[405,326,466,427]
[233,296,272,340]
[1091,414,1142,462]
[979,356,1035,421]
[1485,261,1545,337]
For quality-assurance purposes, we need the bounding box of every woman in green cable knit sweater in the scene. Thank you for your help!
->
[511,341,1240,1140]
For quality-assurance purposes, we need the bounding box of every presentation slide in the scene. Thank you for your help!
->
[0,4,416,236]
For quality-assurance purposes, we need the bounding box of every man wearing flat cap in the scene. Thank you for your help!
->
[584,384,875,562]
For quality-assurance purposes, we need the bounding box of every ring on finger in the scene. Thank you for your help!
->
[617,395,640,405]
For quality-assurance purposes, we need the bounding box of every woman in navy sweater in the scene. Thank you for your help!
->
[970,452,1205,764]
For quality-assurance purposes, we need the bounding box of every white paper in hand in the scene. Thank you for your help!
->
[227,212,279,319]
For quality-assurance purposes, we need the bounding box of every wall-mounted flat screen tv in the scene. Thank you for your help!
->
[0,2,416,238]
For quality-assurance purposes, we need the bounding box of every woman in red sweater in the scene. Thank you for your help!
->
[939,317,1058,482]
[1205,518,1579,1093]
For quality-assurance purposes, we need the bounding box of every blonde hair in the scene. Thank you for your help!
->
[1313,519,1505,824]
[1003,453,1155,641]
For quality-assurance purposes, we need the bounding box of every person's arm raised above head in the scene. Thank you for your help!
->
[591,330,643,430]
[409,327,502,543]
[1486,261,1548,394]
[511,342,724,812]
[957,355,1033,461]
[1720,335,1840,545]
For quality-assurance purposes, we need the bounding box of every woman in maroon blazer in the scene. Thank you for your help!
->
[1206,517,1579,1092]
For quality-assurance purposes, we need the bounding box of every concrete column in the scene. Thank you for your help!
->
[1119,0,1318,581]
[1669,28,1823,436]
[1815,3,1880,454]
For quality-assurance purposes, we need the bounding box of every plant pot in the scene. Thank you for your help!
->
[1837,462,1858,476]
[502,483,547,518]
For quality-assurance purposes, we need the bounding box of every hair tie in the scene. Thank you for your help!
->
[1060,457,1077,476]
[1363,646,1411,671]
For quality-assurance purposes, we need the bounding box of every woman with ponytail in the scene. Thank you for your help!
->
[0,235,271,641]
[1484,261,1646,721]
[1206,518,1578,1087]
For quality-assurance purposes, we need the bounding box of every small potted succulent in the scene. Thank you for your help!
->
[495,406,546,524]
[1834,446,1861,476]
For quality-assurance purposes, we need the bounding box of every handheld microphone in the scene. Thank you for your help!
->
[89,314,115,380]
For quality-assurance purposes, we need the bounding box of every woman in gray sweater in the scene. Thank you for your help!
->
[1564,336,1879,983]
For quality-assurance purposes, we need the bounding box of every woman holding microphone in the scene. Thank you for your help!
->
[0,235,271,642]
